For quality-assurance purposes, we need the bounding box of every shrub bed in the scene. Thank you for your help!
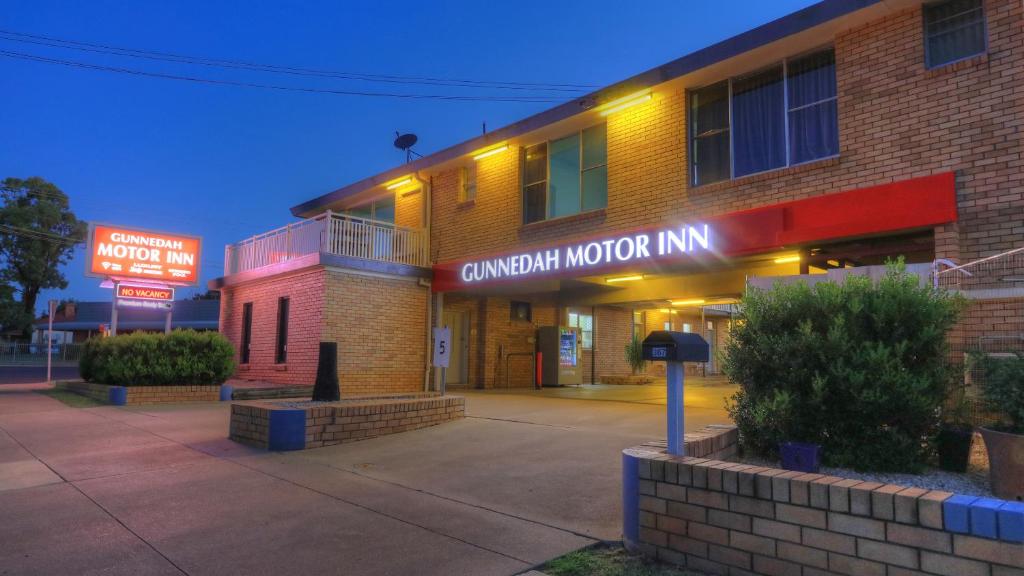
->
[80,330,235,386]
[724,260,965,473]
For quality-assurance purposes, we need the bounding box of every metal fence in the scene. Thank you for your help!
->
[933,247,1024,426]
[0,343,84,366]
[224,211,429,275]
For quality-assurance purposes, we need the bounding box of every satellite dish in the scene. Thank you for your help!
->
[394,132,418,151]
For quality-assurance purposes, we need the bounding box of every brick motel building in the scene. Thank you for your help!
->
[210,0,1023,394]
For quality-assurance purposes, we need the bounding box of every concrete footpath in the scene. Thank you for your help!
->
[0,381,734,575]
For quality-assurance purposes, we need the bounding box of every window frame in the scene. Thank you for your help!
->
[240,302,253,364]
[522,123,608,224]
[459,165,477,203]
[923,0,987,69]
[275,297,289,364]
[567,309,594,351]
[688,46,839,187]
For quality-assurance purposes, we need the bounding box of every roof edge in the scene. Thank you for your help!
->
[290,0,882,218]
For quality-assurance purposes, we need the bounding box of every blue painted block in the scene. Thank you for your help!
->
[997,501,1024,543]
[107,386,127,406]
[219,385,234,402]
[268,409,306,451]
[943,494,978,534]
[622,452,640,548]
[970,498,1003,539]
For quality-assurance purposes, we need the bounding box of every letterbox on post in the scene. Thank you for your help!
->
[642,331,709,456]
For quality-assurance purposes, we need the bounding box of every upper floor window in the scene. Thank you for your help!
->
[345,194,396,223]
[523,123,607,224]
[924,0,986,68]
[459,165,477,202]
[690,48,838,186]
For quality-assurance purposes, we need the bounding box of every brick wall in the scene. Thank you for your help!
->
[625,446,1024,576]
[430,0,1023,271]
[322,268,429,394]
[220,268,325,386]
[595,306,634,380]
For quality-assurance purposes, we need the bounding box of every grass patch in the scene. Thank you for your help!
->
[36,388,104,408]
[543,544,704,576]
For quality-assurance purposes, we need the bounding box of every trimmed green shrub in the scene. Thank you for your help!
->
[79,330,235,386]
[723,260,964,473]
[971,352,1024,433]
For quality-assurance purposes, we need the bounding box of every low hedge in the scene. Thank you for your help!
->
[80,330,235,386]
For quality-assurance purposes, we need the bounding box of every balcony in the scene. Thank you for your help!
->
[224,211,429,276]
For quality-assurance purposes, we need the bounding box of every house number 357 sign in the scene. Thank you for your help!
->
[433,327,451,368]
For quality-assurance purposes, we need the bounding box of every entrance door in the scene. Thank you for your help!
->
[443,310,470,386]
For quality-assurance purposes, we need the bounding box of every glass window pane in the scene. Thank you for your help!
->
[582,123,607,169]
[690,81,730,185]
[348,204,373,220]
[373,194,395,223]
[733,66,786,177]
[787,50,836,108]
[524,144,547,185]
[524,182,546,223]
[789,99,839,164]
[582,165,607,211]
[925,0,985,67]
[548,133,581,218]
[693,132,730,186]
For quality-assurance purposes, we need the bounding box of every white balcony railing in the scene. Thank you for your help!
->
[224,211,429,275]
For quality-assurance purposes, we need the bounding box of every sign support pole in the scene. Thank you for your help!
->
[164,308,172,334]
[110,281,119,337]
[46,299,56,384]
[666,360,685,456]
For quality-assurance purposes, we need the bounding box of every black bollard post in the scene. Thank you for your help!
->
[312,342,340,402]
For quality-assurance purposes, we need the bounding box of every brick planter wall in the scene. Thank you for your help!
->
[56,381,228,405]
[623,444,1024,576]
[229,394,466,450]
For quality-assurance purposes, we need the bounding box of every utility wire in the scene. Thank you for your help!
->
[0,49,573,103]
[0,29,597,92]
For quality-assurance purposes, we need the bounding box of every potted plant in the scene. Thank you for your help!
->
[972,351,1024,501]
[625,336,646,377]
[936,383,974,473]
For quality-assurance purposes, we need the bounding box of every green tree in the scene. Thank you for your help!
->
[0,177,86,337]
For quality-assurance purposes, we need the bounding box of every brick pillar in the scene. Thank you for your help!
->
[934,222,961,265]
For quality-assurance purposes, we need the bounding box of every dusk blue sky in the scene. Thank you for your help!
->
[2,0,816,310]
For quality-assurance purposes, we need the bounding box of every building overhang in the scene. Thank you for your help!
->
[431,172,957,293]
[209,252,432,290]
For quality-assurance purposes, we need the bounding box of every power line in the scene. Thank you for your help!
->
[0,49,573,103]
[0,28,598,91]
[0,30,594,93]
[0,224,83,244]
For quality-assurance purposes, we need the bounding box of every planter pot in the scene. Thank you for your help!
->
[936,426,974,473]
[780,441,821,473]
[979,427,1024,501]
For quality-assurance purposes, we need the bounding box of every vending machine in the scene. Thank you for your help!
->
[536,326,583,387]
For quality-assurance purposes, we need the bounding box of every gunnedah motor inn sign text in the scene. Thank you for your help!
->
[459,224,711,283]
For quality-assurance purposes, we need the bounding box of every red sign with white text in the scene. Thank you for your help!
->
[87,225,201,285]
[116,284,174,301]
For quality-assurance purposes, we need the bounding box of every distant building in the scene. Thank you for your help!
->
[33,300,220,344]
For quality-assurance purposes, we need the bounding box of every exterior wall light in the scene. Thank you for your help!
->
[606,274,644,283]
[670,299,706,307]
[386,177,413,190]
[598,89,652,116]
[472,144,509,161]
[773,255,801,264]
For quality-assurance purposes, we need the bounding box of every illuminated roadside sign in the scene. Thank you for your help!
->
[458,224,711,284]
[116,284,174,301]
[116,298,172,310]
[86,224,201,285]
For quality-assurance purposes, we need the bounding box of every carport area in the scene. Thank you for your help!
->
[0,379,734,575]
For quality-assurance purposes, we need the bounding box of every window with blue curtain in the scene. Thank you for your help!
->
[924,0,986,68]
[788,50,839,165]
[522,123,608,223]
[733,66,786,177]
[689,47,838,185]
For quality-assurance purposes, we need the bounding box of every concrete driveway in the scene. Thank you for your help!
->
[0,381,734,575]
